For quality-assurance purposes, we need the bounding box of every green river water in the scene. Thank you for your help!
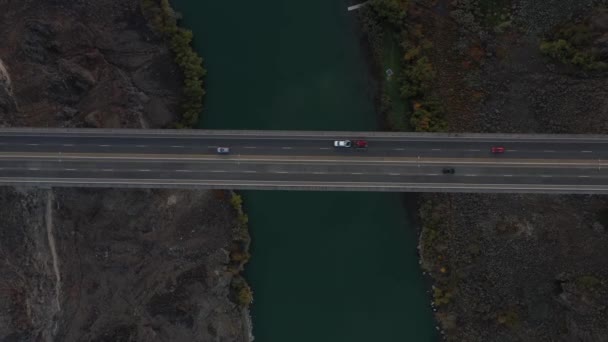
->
[171,1,436,340]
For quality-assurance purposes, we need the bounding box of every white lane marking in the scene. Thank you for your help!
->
[136,145,147,148]
[274,171,289,174]
[207,145,216,148]
[176,169,191,172]
[28,168,40,171]
[320,147,330,150]
[63,144,74,147]
[507,149,517,152]
[27,144,39,146]
[102,169,113,172]
[245,146,257,149]
[211,170,226,173]
[503,175,513,177]
[465,174,477,177]
[243,170,257,173]
[432,149,441,151]
[578,175,590,178]
[351,172,363,175]
[467,149,481,152]
[427,173,439,176]
[171,145,184,148]
[389,173,400,176]
[581,150,593,153]
[313,172,326,175]
[138,169,151,172]
[544,150,555,153]
[64,168,77,171]
[394,148,405,151]
[99,145,110,147]
[541,175,552,177]
[282,147,292,150]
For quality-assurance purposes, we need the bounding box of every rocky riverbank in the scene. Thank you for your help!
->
[0,0,250,341]
[357,0,608,340]
[417,1,608,341]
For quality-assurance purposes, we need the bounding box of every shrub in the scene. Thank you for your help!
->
[140,0,206,127]
[368,0,409,29]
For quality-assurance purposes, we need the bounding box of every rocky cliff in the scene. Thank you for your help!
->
[0,1,248,341]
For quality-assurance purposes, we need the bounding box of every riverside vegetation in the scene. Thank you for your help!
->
[141,0,206,127]
[360,0,447,132]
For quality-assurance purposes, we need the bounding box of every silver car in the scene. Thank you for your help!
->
[217,147,230,154]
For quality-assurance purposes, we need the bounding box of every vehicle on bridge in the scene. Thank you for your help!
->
[491,146,505,153]
[442,167,455,174]
[217,147,230,154]
[334,140,352,148]
[354,140,368,148]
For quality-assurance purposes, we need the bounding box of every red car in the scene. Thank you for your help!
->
[354,140,368,148]
[491,146,505,153]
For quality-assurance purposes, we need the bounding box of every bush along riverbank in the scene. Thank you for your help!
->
[228,192,254,308]
[140,0,206,127]
[359,0,447,132]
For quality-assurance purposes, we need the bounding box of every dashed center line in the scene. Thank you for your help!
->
[102,169,113,172]
[389,173,400,176]
[543,150,555,153]
[138,169,150,172]
[99,145,110,147]
[243,170,257,173]
[28,168,40,171]
[394,148,405,151]
[507,149,517,152]
[581,150,593,153]
[432,149,441,151]
[541,175,552,178]
[282,147,292,150]
[467,149,481,152]
[136,145,147,148]
[313,172,326,175]
[63,144,74,147]
[351,172,363,175]
[27,144,39,146]
[465,174,477,177]
[64,168,77,171]
[320,147,330,150]
[274,171,289,174]
[176,170,191,172]
[244,146,257,149]
[427,173,439,176]
[211,170,226,173]
[171,145,184,148]
[578,175,590,178]
[503,174,513,177]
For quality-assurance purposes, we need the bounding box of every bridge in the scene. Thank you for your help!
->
[1,128,608,193]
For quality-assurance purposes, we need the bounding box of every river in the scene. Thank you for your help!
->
[171,0,437,340]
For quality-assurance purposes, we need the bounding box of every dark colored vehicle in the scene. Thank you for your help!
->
[491,146,505,153]
[442,167,455,174]
[354,140,368,148]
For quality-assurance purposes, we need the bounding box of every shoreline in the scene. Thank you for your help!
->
[352,3,442,338]
[142,1,255,340]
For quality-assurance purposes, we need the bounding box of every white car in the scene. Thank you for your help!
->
[217,147,230,154]
[334,140,352,148]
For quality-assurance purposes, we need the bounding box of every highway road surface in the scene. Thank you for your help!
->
[1,128,608,193]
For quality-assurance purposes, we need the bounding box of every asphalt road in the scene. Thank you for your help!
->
[1,128,608,193]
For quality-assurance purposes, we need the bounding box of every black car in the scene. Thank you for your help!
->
[442,168,455,174]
